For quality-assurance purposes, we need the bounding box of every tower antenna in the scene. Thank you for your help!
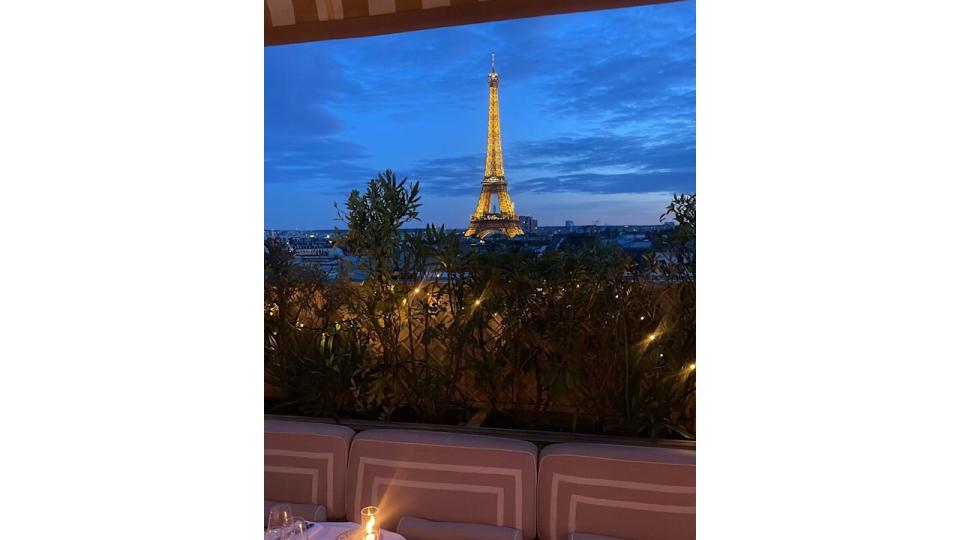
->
[491,53,496,72]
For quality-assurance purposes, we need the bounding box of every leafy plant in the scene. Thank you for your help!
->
[266,174,696,439]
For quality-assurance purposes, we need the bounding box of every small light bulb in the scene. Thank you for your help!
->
[414,287,420,293]
[689,363,696,371]
[474,299,481,306]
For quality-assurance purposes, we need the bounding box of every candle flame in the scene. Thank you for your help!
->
[366,516,376,534]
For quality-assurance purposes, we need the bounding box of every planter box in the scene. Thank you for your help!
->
[264,413,695,450]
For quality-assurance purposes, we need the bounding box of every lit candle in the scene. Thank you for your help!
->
[360,506,380,540]
[364,516,376,540]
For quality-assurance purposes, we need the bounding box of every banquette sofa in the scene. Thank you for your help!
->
[265,419,694,540]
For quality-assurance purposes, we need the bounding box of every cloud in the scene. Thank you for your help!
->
[408,133,694,197]
[265,134,375,187]
[406,154,485,197]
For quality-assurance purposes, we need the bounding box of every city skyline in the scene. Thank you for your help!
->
[265,1,695,229]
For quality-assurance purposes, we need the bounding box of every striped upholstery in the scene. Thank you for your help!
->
[346,429,538,540]
[538,443,695,540]
[264,420,355,519]
[264,0,678,45]
[568,534,627,540]
[397,516,521,540]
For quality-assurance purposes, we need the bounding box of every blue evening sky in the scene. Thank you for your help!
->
[265,1,694,229]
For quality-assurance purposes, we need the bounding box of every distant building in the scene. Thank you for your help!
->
[636,223,677,233]
[518,215,538,234]
[565,220,576,230]
[287,237,333,258]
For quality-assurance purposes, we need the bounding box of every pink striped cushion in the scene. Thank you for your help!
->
[346,429,538,540]
[397,516,521,540]
[568,534,627,540]
[538,443,695,540]
[264,420,355,519]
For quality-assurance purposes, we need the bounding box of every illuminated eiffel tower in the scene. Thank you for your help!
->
[464,54,523,239]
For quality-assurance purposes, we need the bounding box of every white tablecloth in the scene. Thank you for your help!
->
[305,522,406,540]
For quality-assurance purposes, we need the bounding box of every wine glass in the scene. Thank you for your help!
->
[283,518,309,540]
[267,503,294,538]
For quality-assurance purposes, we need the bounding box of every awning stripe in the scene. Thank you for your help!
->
[265,0,682,45]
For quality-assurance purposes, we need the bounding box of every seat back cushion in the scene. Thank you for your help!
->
[397,516,521,540]
[346,429,538,540]
[538,443,695,540]
[264,419,355,519]
[568,534,627,540]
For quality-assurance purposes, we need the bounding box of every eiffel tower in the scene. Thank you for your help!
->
[464,54,523,239]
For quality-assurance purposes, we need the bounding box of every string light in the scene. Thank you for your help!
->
[647,334,656,341]
[474,299,481,307]
[414,287,421,294]
[689,363,696,371]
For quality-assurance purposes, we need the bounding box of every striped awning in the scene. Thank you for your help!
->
[265,0,680,46]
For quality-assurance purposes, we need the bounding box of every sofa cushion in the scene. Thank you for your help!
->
[397,516,521,540]
[265,419,355,519]
[569,534,627,540]
[347,429,538,540]
[538,443,695,540]
[264,500,327,527]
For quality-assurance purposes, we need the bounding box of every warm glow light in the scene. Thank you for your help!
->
[648,334,656,341]
[474,299,481,306]
[689,363,696,371]
[360,506,379,540]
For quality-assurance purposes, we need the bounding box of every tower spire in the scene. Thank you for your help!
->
[491,52,496,72]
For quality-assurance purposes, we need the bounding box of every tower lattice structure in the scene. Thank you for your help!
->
[464,54,523,239]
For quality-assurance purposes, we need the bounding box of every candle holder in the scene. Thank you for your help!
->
[360,506,380,540]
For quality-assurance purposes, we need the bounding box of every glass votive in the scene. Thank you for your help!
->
[360,506,380,540]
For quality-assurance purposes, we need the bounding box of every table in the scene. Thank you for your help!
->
[304,522,407,540]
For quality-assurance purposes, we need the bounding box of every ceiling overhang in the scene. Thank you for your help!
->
[265,0,681,46]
